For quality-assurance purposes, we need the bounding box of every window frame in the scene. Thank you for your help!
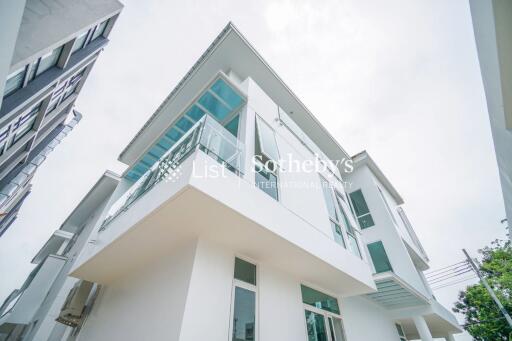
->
[349,188,375,229]
[367,241,393,274]
[3,66,27,97]
[255,115,280,166]
[301,285,346,341]
[229,257,258,341]
[334,191,361,258]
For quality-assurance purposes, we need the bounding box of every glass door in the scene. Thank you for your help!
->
[305,308,346,341]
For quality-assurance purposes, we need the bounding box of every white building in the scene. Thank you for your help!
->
[0,23,461,341]
[469,0,512,237]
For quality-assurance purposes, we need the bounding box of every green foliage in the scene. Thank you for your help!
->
[453,240,512,340]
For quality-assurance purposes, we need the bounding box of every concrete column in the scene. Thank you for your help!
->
[412,315,433,341]
[444,334,456,341]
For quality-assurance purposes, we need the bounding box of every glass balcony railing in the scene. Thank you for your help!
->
[100,115,245,231]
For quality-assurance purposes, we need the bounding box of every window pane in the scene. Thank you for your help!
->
[347,234,361,258]
[255,117,279,162]
[367,241,393,273]
[4,67,25,97]
[255,163,278,200]
[36,46,63,76]
[320,177,338,221]
[305,310,328,341]
[210,78,243,109]
[330,317,346,341]
[91,20,108,41]
[225,114,239,137]
[358,214,375,229]
[232,287,255,341]
[71,31,88,54]
[234,258,256,285]
[349,190,370,216]
[301,285,340,314]
[331,221,345,248]
[395,323,405,337]
[199,91,230,121]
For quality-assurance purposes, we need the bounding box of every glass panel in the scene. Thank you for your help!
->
[198,91,230,120]
[210,78,243,109]
[234,258,256,285]
[367,241,393,273]
[255,117,280,162]
[28,59,38,81]
[331,221,345,248]
[301,285,340,314]
[36,46,63,76]
[185,105,205,121]
[71,31,88,54]
[166,127,182,141]
[347,234,361,258]
[395,323,405,337]
[4,67,26,97]
[358,214,375,229]
[225,114,239,137]
[176,116,194,132]
[200,115,244,173]
[0,125,10,143]
[305,310,328,341]
[349,190,374,228]
[320,177,338,221]
[91,20,108,41]
[13,116,36,143]
[255,162,278,200]
[331,317,346,341]
[232,287,255,341]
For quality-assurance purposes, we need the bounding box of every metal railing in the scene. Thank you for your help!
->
[100,115,245,231]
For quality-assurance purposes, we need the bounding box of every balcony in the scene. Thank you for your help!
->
[71,115,375,296]
[0,255,66,333]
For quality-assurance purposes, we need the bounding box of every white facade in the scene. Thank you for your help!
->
[1,23,461,341]
[469,0,512,237]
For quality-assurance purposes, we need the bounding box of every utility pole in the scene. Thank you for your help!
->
[463,249,512,328]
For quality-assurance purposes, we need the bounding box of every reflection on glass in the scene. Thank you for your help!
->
[305,310,328,341]
[232,287,255,341]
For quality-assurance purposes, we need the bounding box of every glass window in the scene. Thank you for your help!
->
[12,116,36,143]
[328,317,346,341]
[395,323,407,341]
[199,91,230,121]
[331,221,345,247]
[234,258,256,285]
[335,193,361,258]
[91,20,108,41]
[71,31,89,54]
[211,78,243,109]
[349,189,375,228]
[255,117,279,162]
[225,114,239,137]
[305,310,328,341]
[3,67,26,97]
[255,160,278,200]
[232,287,255,341]
[367,241,393,273]
[185,105,205,122]
[36,46,63,76]
[301,285,340,315]
[320,177,338,221]
[176,116,194,132]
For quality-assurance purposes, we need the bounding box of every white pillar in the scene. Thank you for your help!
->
[445,334,456,341]
[413,315,433,341]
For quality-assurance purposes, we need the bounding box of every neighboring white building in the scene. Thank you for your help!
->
[0,0,123,236]
[0,23,461,341]
[469,0,512,237]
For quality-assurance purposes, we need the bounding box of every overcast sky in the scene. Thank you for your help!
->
[0,0,507,340]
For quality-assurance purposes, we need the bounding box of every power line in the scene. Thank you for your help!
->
[431,275,478,290]
[425,260,468,276]
[426,261,470,278]
[428,268,472,285]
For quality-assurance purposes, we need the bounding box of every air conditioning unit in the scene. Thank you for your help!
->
[56,280,93,327]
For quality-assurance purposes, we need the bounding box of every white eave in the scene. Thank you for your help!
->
[352,150,404,205]
[118,22,350,167]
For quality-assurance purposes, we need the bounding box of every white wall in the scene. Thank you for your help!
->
[347,165,431,297]
[342,296,402,341]
[77,240,197,341]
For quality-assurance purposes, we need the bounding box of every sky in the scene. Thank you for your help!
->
[0,0,508,340]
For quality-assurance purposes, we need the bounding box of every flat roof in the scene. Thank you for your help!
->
[352,150,404,205]
[119,22,350,168]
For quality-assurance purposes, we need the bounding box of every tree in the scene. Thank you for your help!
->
[453,240,512,340]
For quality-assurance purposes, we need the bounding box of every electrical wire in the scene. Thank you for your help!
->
[426,261,470,279]
[431,276,478,290]
[428,268,474,285]
[425,260,468,276]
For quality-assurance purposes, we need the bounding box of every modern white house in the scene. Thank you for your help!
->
[0,0,123,236]
[469,0,512,238]
[0,23,461,341]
